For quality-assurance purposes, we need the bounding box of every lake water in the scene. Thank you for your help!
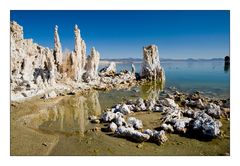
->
[100,60,230,98]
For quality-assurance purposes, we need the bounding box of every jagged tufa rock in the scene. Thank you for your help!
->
[83,47,100,82]
[99,62,116,76]
[72,24,87,81]
[141,45,165,81]
[11,21,56,100]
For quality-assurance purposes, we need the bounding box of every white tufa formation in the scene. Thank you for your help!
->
[83,47,100,82]
[53,25,63,72]
[11,21,56,100]
[141,45,165,81]
[73,24,87,81]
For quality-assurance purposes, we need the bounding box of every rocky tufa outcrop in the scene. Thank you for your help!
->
[141,45,165,82]
[11,21,57,100]
[83,47,100,83]
[11,21,165,101]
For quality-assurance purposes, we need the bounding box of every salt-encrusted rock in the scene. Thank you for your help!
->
[186,99,204,109]
[190,111,222,137]
[205,103,222,119]
[127,117,143,129]
[131,64,136,74]
[171,118,192,133]
[182,108,195,118]
[114,116,126,126]
[145,99,155,111]
[188,91,201,100]
[160,123,174,133]
[141,45,165,81]
[115,126,150,143]
[72,24,87,81]
[83,47,100,82]
[116,104,131,115]
[11,21,57,99]
[109,122,118,132]
[53,25,63,72]
[99,62,116,76]
[101,111,116,122]
[153,106,161,112]
[143,129,168,145]
[161,108,181,123]
[158,98,178,108]
[135,98,147,111]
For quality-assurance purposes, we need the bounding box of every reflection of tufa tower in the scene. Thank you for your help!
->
[38,90,101,137]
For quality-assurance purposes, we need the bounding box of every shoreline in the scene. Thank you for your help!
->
[10,84,230,155]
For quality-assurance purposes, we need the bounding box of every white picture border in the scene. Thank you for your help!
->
[1,0,239,166]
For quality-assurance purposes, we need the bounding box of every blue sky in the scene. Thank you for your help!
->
[11,10,230,59]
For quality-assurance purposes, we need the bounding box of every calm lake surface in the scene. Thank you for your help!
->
[100,60,230,98]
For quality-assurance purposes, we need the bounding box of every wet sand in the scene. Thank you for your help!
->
[10,88,230,156]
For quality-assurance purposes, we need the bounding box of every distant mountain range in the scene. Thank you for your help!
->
[100,58,224,63]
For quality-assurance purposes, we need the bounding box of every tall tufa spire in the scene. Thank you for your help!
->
[53,25,63,72]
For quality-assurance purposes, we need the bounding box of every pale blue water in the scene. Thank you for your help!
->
[99,61,230,98]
